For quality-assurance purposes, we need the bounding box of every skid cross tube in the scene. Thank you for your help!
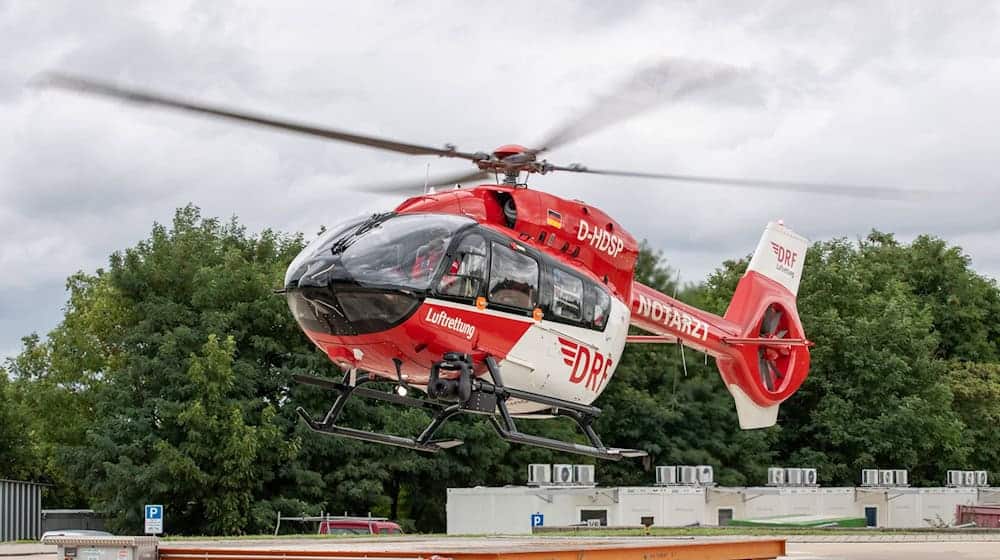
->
[295,372,464,453]
[292,356,646,460]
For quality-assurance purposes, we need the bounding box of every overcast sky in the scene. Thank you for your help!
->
[2,1,999,359]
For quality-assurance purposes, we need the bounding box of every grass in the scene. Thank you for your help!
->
[533,526,1000,537]
[157,525,1000,540]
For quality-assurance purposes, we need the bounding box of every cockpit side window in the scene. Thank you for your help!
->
[552,268,584,322]
[584,284,612,330]
[437,234,488,300]
[488,242,539,310]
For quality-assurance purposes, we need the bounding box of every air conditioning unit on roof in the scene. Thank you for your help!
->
[975,471,989,487]
[786,468,803,486]
[679,466,698,485]
[879,470,894,486]
[892,469,908,487]
[552,464,574,485]
[964,471,977,487]
[803,468,818,486]
[655,466,677,486]
[528,464,551,486]
[696,465,714,486]
[767,467,785,486]
[861,469,879,487]
[574,465,595,486]
[947,470,964,487]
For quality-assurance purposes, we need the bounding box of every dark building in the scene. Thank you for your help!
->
[0,479,45,541]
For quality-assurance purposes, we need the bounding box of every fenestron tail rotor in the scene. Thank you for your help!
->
[758,305,789,392]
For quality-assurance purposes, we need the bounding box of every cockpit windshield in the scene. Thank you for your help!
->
[340,214,474,290]
[284,214,369,287]
[285,213,476,292]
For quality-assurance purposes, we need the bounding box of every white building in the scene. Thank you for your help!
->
[447,486,704,535]
[446,484,986,534]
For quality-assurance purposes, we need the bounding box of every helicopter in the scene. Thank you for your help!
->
[39,61,910,460]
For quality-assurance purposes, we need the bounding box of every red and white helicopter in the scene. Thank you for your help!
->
[42,64,909,460]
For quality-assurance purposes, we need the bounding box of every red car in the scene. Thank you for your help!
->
[318,518,403,535]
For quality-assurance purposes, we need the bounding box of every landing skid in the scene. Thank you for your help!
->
[294,356,646,461]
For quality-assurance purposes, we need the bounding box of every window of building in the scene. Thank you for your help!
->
[552,268,584,321]
[488,242,539,309]
[717,508,733,526]
[437,234,488,299]
[579,509,608,527]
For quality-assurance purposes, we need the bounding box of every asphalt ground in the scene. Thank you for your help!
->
[784,542,1000,559]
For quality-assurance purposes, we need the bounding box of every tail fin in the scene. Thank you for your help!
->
[717,222,811,429]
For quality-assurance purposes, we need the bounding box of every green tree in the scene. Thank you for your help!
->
[7,206,307,534]
[0,367,40,479]
[948,361,1000,480]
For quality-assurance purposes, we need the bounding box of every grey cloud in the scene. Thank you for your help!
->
[1,2,999,359]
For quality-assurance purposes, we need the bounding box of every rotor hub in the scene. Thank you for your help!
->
[492,144,530,159]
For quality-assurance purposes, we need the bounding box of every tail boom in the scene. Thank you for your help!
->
[627,221,811,429]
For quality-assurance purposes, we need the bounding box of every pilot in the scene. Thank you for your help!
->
[411,236,447,280]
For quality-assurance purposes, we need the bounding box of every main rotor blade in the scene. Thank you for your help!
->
[359,169,491,195]
[532,58,752,154]
[37,73,485,160]
[549,164,931,200]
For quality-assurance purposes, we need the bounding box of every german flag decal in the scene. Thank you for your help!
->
[546,209,562,229]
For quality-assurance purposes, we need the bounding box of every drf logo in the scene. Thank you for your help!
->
[770,242,798,275]
[559,337,612,392]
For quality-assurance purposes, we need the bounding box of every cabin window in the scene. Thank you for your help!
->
[552,268,584,321]
[584,284,611,330]
[437,234,488,299]
[488,242,538,309]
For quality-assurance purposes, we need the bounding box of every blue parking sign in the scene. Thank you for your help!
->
[530,513,544,527]
[145,505,163,534]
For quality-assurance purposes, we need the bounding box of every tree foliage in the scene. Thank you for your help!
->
[4,209,1000,533]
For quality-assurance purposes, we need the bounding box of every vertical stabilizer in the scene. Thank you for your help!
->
[718,221,811,429]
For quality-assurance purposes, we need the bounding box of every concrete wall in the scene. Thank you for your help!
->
[446,485,993,534]
[703,487,857,525]
[860,488,978,528]
[617,487,705,527]
[447,488,539,534]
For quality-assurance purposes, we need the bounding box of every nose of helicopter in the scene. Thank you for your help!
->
[283,248,422,338]
[283,212,473,338]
